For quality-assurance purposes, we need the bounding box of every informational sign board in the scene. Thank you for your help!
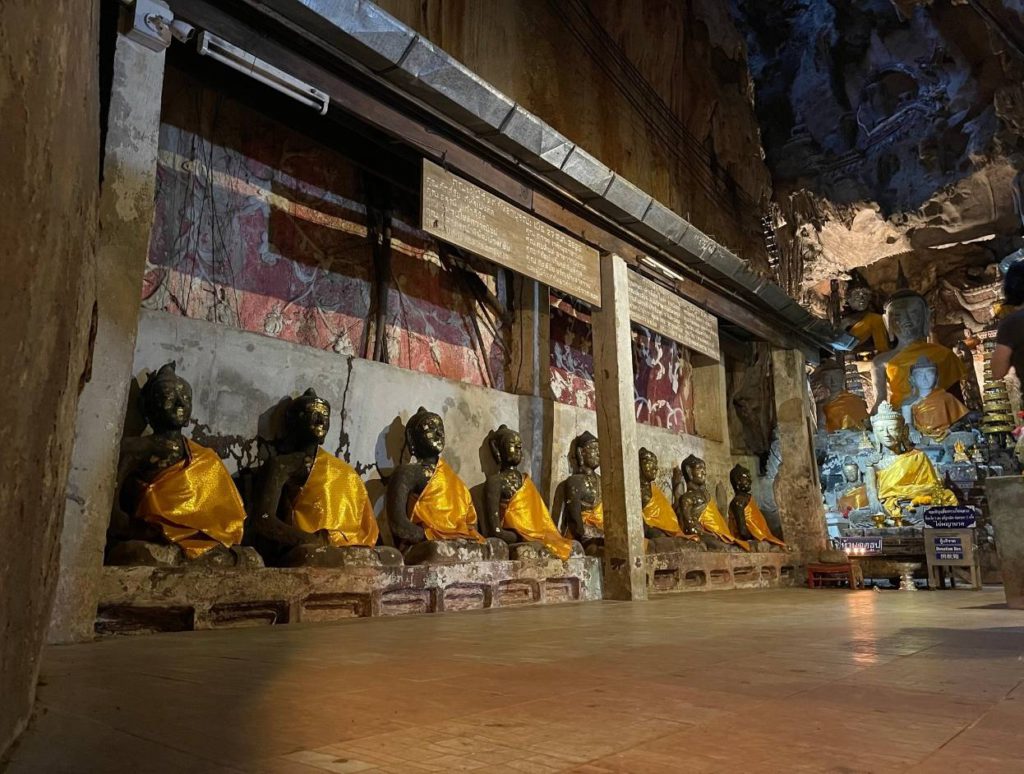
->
[923,506,978,529]
[627,270,720,361]
[421,160,601,306]
[924,527,981,589]
[834,536,883,555]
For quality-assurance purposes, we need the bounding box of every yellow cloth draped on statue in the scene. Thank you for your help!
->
[698,498,750,551]
[502,476,574,560]
[885,342,966,408]
[583,501,604,531]
[848,312,890,353]
[837,485,869,512]
[743,501,786,547]
[912,391,969,442]
[823,391,870,432]
[289,448,379,547]
[410,460,485,543]
[876,449,958,518]
[136,440,246,559]
[643,487,696,540]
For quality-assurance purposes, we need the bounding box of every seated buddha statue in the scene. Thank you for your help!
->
[902,356,969,443]
[482,425,579,561]
[638,448,700,551]
[561,431,604,556]
[728,464,785,551]
[842,284,890,355]
[836,456,869,513]
[250,389,401,567]
[870,290,966,413]
[869,401,958,520]
[674,454,748,551]
[385,407,507,564]
[107,362,260,567]
[817,360,869,433]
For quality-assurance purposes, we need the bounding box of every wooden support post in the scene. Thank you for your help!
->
[592,254,647,600]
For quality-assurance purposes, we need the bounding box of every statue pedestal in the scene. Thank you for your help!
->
[645,550,800,594]
[95,555,601,635]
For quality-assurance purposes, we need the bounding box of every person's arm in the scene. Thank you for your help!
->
[991,344,1013,381]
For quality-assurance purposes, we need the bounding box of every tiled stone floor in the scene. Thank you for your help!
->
[6,588,1024,773]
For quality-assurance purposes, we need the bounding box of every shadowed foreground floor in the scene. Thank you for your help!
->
[6,588,1024,773]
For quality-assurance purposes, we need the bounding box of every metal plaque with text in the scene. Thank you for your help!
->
[627,270,720,360]
[421,160,601,306]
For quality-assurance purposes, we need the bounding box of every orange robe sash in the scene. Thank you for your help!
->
[912,391,968,442]
[823,392,869,432]
[848,312,890,353]
[743,500,786,547]
[410,460,484,543]
[698,498,750,551]
[502,476,574,560]
[583,501,604,531]
[885,342,966,408]
[136,440,246,559]
[290,448,379,547]
[642,487,696,540]
[876,449,958,518]
[837,485,869,512]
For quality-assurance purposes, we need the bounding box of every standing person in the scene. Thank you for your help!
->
[991,261,1024,380]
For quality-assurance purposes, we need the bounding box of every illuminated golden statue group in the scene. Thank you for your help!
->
[108,363,786,568]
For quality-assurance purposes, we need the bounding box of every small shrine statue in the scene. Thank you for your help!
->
[842,283,890,354]
[483,425,577,560]
[562,431,604,554]
[817,360,869,433]
[836,457,869,512]
[250,389,400,567]
[870,290,966,412]
[903,356,969,443]
[675,454,749,551]
[386,408,504,564]
[639,448,699,546]
[870,401,958,519]
[108,362,258,567]
[728,464,786,550]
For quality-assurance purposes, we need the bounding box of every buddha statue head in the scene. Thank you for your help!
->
[909,356,939,399]
[141,362,192,433]
[681,454,707,488]
[406,407,445,461]
[873,401,910,454]
[638,447,659,483]
[488,424,523,470]
[729,463,753,494]
[817,361,846,399]
[572,431,600,474]
[286,388,330,446]
[884,290,930,346]
[848,286,872,313]
[842,456,860,483]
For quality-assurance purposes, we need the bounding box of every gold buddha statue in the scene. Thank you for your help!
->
[250,389,400,567]
[483,425,577,561]
[108,362,259,567]
[903,356,969,443]
[728,464,785,550]
[638,448,700,550]
[385,408,506,564]
[817,360,869,433]
[870,401,958,519]
[870,290,966,412]
[562,431,604,555]
[675,454,749,551]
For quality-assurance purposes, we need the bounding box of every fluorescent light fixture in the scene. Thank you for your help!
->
[640,255,684,282]
[197,32,330,115]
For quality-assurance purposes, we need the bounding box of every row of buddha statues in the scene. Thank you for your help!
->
[107,362,785,569]
[821,288,968,525]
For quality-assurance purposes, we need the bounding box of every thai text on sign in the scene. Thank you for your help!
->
[421,160,601,306]
[627,270,720,361]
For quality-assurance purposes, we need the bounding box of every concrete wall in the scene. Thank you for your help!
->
[0,0,99,756]
[133,311,761,529]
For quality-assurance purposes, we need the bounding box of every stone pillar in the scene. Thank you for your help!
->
[591,254,647,600]
[986,476,1024,609]
[48,32,166,643]
[770,348,827,558]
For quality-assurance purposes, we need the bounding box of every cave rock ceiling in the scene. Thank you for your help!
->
[731,0,1024,332]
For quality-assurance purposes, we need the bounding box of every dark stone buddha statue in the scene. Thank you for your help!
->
[675,454,744,551]
[728,463,785,552]
[638,448,701,552]
[561,431,604,556]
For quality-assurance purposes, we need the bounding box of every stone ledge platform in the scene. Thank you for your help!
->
[95,556,602,635]
[646,551,801,594]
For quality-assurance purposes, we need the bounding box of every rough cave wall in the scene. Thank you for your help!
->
[0,0,98,757]
[733,0,1024,322]
[375,0,774,269]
